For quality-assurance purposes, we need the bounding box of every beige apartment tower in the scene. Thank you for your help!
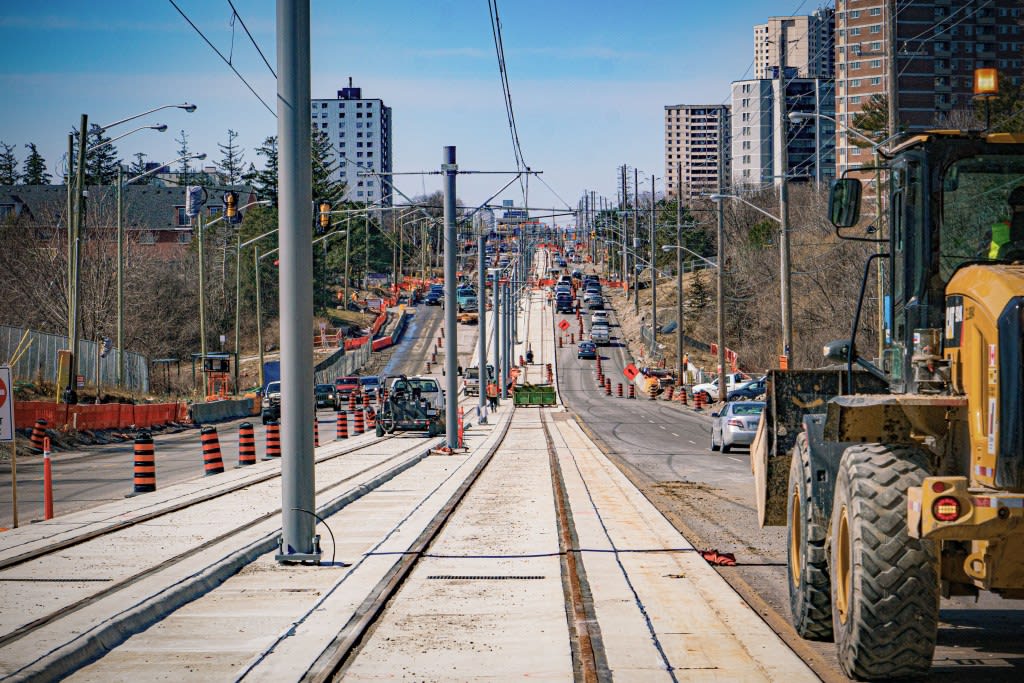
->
[664,104,731,200]
[754,8,835,79]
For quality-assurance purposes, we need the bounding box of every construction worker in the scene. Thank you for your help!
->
[486,381,499,410]
[988,185,1024,260]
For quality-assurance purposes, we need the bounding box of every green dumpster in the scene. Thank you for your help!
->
[513,383,557,406]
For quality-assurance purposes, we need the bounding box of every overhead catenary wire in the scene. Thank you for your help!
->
[167,0,276,118]
[227,0,277,79]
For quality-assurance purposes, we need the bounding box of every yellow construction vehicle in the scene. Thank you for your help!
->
[752,124,1024,679]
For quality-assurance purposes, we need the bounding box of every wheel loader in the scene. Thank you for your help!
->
[751,128,1024,680]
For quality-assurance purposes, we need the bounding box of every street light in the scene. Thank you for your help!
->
[94,103,196,133]
[65,105,193,403]
[661,243,721,386]
[88,124,167,154]
[113,152,206,388]
[710,191,792,367]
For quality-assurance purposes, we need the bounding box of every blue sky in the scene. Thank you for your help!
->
[0,0,822,216]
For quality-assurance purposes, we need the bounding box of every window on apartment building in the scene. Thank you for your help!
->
[850,10,860,18]
[850,78,861,87]
[851,61,861,70]
[175,206,189,226]
[870,7,881,16]
[870,76,881,85]
[850,27,860,36]
[321,102,327,108]
[357,123,363,128]
[850,96,861,104]
[339,112,345,118]
[742,141,751,150]
[870,25,881,34]
[321,123,328,129]
[870,41,881,51]
[356,102,363,108]
[356,113,363,118]
[870,59,881,68]
[357,142,363,148]
[367,152,373,158]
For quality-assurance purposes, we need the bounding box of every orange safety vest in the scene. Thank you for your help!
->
[486,382,499,398]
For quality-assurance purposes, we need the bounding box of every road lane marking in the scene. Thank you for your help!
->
[659,425,666,430]
[688,440,695,445]
[671,432,679,437]
[729,457,743,463]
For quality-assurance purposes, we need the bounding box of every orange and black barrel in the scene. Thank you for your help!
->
[366,407,376,430]
[29,418,48,453]
[353,409,365,435]
[336,411,348,440]
[237,422,256,466]
[200,425,224,475]
[132,432,156,494]
[264,421,281,459]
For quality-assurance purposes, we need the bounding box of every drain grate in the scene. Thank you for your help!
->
[427,575,546,580]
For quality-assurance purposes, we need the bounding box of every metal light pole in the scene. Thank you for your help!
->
[442,146,459,449]
[197,210,207,395]
[116,167,124,388]
[254,245,265,389]
[633,167,640,315]
[676,163,684,381]
[477,230,487,419]
[716,116,727,401]
[650,174,657,356]
[66,114,88,404]
[276,0,318,563]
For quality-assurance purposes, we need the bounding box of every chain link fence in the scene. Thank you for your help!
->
[1,325,149,393]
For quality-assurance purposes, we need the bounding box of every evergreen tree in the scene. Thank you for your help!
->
[175,129,192,187]
[311,129,345,205]
[245,135,279,205]
[850,94,888,147]
[21,143,50,184]
[127,152,150,184]
[216,129,246,185]
[84,126,120,184]
[0,142,20,185]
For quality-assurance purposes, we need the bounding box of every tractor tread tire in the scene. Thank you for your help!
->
[831,443,938,681]
[787,433,833,641]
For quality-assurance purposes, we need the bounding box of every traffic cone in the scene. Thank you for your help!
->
[237,422,256,466]
[29,418,47,453]
[617,383,623,397]
[604,378,611,396]
[363,392,370,409]
[628,385,636,399]
[665,386,674,401]
[354,409,365,435]
[200,426,225,476]
[648,383,657,400]
[366,407,376,431]
[348,393,357,412]
[336,411,348,439]
[264,421,281,459]
[679,388,688,405]
[132,432,156,494]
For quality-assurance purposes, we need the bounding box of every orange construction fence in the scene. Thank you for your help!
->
[15,401,186,432]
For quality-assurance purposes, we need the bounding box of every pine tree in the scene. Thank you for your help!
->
[21,143,50,184]
[127,152,150,184]
[84,126,120,184]
[175,129,192,187]
[0,142,20,185]
[312,129,346,206]
[216,129,246,185]
[246,135,279,205]
[850,94,888,147]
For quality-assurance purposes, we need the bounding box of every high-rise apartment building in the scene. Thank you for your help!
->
[731,78,836,188]
[834,0,1024,176]
[754,8,836,79]
[664,104,731,199]
[311,80,393,205]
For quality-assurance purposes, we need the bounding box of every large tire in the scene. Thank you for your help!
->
[830,443,939,680]
[786,433,833,640]
[380,406,396,434]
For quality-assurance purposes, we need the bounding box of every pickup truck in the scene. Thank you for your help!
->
[463,365,495,396]
[261,381,282,424]
[690,372,751,402]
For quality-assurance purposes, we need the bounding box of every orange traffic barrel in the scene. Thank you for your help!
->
[366,407,376,431]
[314,418,320,448]
[617,383,623,397]
[348,393,357,412]
[628,384,636,399]
[605,378,612,396]
[678,387,688,405]
[665,385,675,401]
[29,418,47,453]
[353,409,365,435]
[362,392,370,408]
[238,422,256,466]
[336,411,348,439]
[648,383,657,400]
[201,426,224,475]
[264,421,281,459]
[132,432,156,494]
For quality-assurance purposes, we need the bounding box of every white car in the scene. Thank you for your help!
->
[690,372,750,402]
[591,310,609,325]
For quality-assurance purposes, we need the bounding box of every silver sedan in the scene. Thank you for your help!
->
[710,401,765,453]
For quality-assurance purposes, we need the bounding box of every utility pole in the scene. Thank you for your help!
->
[676,162,684,382]
[477,229,487,420]
[442,146,458,449]
[633,167,639,315]
[777,54,793,367]
[650,174,657,356]
[620,165,628,286]
[66,114,88,405]
[343,216,351,311]
[116,167,125,388]
[198,209,207,396]
[255,245,265,389]
[716,113,727,403]
[275,0,319,564]
[492,268,501,395]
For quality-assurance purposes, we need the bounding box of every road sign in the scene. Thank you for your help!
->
[0,366,13,442]
[623,363,639,381]
[558,319,570,331]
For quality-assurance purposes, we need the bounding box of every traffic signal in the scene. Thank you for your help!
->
[318,201,331,231]
[223,191,239,223]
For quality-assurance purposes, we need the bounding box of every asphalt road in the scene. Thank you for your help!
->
[557,290,1024,683]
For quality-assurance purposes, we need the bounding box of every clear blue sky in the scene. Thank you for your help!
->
[0,0,821,216]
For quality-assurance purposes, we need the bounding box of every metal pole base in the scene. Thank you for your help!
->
[274,535,323,565]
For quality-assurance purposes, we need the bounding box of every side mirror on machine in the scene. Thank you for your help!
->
[829,178,863,228]
[823,339,852,363]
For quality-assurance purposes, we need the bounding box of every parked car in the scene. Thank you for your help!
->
[315,383,337,410]
[710,401,765,453]
[727,377,767,401]
[577,340,597,360]
[691,372,751,402]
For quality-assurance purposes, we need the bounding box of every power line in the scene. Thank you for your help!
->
[488,0,528,204]
[227,0,277,79]
[167,0,276,118]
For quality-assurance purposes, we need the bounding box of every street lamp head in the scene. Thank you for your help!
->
[788,111,813,124]
[193,153,207,161]
[661,245,671,252]
[181,103,198,113]
[153,124,168,133]
[708,194,727,202]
